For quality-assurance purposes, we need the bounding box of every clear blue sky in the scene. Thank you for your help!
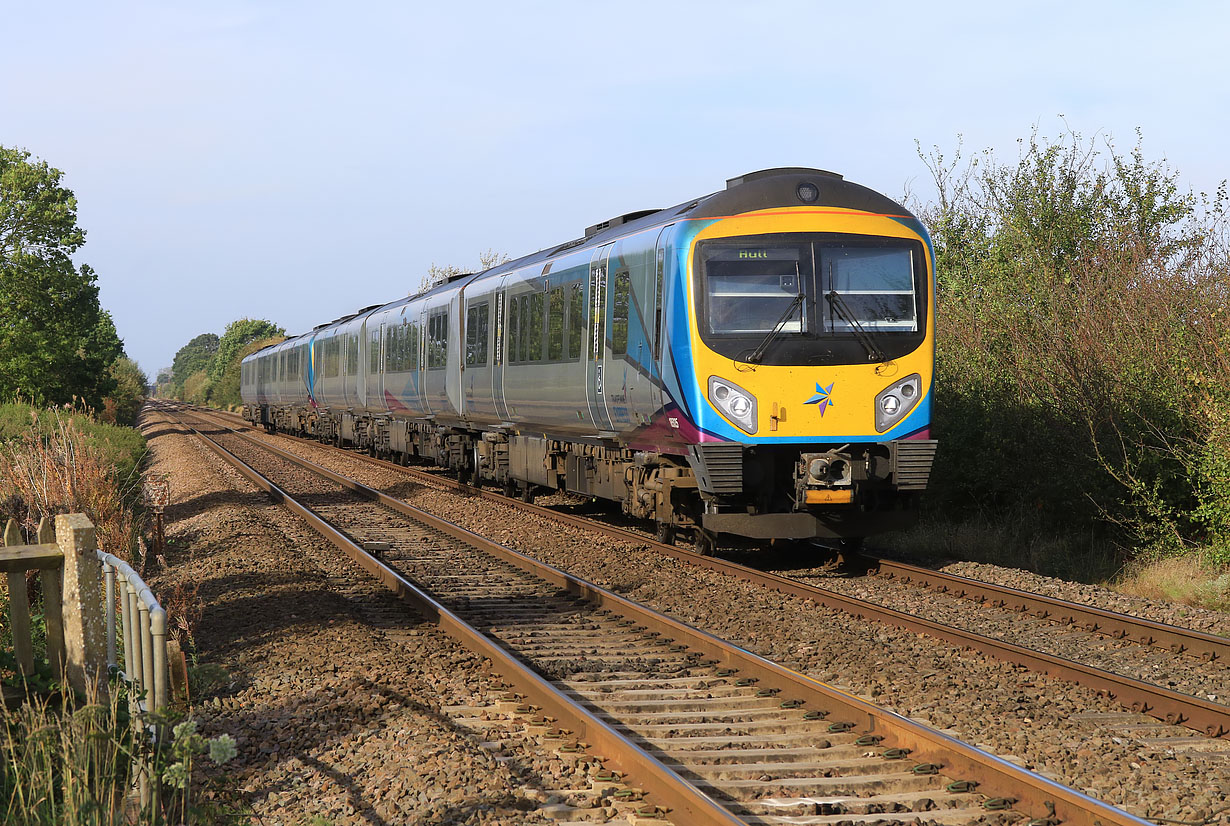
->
[3,1,1227,376]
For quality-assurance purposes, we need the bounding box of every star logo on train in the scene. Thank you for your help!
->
[805,382,835,416]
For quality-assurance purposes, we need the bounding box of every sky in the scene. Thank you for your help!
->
[2,1,1227,376]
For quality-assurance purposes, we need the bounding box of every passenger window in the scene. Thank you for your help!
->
[527,292,544,361]
[567,283,584,359]
[346,335,358,375]
[548,287,564,360]
[428,311,448,369]
[517,296,529,362]
[508,296,521,364]
[324,338,340,378]
[466,302,490,367]
[370,329,380,373]
[612,273,630,355]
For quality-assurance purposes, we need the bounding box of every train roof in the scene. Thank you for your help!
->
[412,167,914,296]
[243,168,917,364]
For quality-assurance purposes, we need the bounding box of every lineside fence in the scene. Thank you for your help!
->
[2,513,172,804]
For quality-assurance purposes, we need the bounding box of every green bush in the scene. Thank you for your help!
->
[915,126,1230,565]
[208,335,283,408]
[101,357,149,428]
[0,404,146,485]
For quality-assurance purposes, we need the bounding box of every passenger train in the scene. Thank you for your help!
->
[241,168,938,553]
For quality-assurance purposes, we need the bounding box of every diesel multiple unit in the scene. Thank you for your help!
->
[242,168,938,552]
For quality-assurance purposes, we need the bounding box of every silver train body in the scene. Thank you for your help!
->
[242,169,939,547]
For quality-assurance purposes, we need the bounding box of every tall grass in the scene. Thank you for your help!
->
[0,406,146,571]
[1,684,240,825]
[2,687,132,825]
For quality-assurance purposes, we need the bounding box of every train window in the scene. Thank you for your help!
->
[821,246,918,332]
[547,287,564,361]
[508,297,520,364]
[385,324,400,371]
[516,296,529,362]
[612,273,630,355]
[428,310,448,369]
[567,283,584,359]
[465,302,489,367]
[370,328,381,373]
[527,292,544,361]
[410,322,420,370]
[346,335,358,375]
[702,243,807,335]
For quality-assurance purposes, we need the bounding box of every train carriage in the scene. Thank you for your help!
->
[243,168,938,551]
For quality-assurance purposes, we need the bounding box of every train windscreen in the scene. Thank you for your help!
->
[696,235,925,365]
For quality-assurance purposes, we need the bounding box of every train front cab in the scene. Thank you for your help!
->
[680,205,938,543]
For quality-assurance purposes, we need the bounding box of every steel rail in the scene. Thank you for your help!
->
[856,556,1227,662]
[163,410,743,826]
[190,405,1230,738]
[166,406,1158,826]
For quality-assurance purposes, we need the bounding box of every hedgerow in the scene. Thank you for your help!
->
[914,126,1229,565]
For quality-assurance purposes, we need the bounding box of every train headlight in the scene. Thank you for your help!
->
[875,373,922,433]
[708,376,758,435]
[797,182,820,203]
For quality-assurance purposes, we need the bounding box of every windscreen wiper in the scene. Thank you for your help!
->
[825,289,886,362]
[745,291,805,364]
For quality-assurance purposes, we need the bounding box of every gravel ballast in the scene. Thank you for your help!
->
[222,423,1230,824]
[141,413,612,825]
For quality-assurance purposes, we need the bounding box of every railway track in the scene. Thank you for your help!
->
[193,405,1230,741]
[157,402,1157,826]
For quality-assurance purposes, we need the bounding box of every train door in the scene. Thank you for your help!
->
[356,325,368,409]
[648,226,672,414]
[367,318,384,410]
[585,244,615,432]
[493,278,511,422]
[620,232,667,424]
[418,304,433,417]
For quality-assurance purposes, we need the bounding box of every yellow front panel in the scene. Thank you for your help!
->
[688,207,934,440]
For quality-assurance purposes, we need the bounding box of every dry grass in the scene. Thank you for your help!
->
[0,409,145,571]
[1114,555,1230,612]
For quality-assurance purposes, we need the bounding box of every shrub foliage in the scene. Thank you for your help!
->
[915,126,1229,563]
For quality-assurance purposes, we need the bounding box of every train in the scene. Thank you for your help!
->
[241,168,937,553]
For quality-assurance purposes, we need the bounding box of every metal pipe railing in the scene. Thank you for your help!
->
[97,551,168,715]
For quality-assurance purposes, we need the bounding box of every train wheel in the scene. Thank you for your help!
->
[692,529,717,557]
[654,521,675,545]
[469,446,482,487]
[520,483,536,504]
[502,479,516,498]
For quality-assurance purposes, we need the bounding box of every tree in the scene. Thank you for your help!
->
[208,319,285,384]
[413,249,510,294]
[102,357,149,426]
[210,335,284,408]
[0,146,124,408]
[170,333,219,396]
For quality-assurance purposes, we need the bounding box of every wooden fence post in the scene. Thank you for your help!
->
[2,519,34,676]
[57,514,107,699]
